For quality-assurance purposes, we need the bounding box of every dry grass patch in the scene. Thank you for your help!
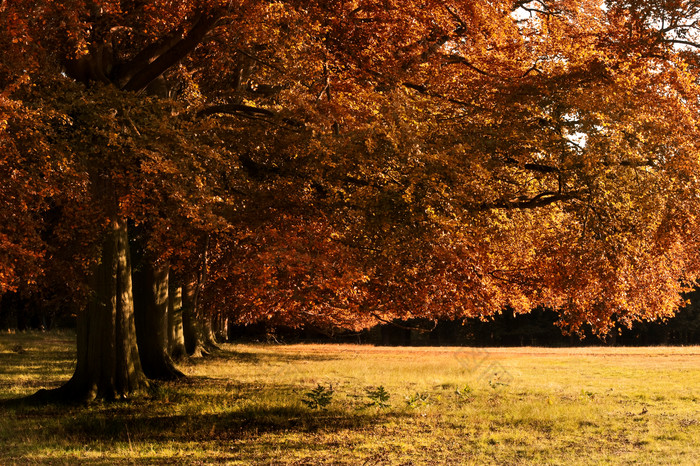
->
[1,332,699,464]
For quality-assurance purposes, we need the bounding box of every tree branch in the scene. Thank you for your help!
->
[122,13,219,92]
[495,156,560,174]
[661,38,700,49]
[402,82,486,110]
[475,191,582,210]
[198,103,275,118]
[112,25,186,85]
[371,313,437,333]
[197,103,305,131]
[234,47,285,74]
[440,53,502,78]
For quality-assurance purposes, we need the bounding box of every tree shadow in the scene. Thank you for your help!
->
[2,377,409,460]
[203,346,348,364]
[62,404,396,442]
[0,337,403,463]
[0,345,350,408]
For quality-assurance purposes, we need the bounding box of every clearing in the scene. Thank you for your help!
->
[1,332,699,464]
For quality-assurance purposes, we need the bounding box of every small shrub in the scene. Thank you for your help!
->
[366,385,391,408]
[405,392,431,408]
[488,379,508,390]
[302,384,334,410]
[455,384,473,400]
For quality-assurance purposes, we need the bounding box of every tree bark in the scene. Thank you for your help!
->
[122,13,219,92]
[133,260,184,380]
[34,215,149,402]
[197,235,219,352]
[181,235,219,357]
[214,314,228,343]
[202,312,220,350]
[182,275,206,357]
[167,282,187,360]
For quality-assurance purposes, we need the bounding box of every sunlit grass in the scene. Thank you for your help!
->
[1,332,699,464]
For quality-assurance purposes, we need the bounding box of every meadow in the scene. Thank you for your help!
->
[1,331,699,465]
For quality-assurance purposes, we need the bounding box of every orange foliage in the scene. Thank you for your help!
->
[3,1,700,334]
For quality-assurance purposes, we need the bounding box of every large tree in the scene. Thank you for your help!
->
[202,0,700,335]
[3,0,700,400]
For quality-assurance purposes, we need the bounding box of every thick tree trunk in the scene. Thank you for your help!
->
[133,260,184,380]
[167,283,187,360]
[35,216,149,402]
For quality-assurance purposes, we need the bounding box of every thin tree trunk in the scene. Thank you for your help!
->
[182,274,207,357]
[133,260,184,380]
[202,312,220,351]
[168,282,187,360]
[182,236,218,357]
[33,215,149,402]
[197,235,219,352]
[214,314,228,343]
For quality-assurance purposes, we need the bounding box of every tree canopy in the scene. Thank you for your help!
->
[3,0,700,346]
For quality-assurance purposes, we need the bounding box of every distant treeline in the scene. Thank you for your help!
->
[3,291,700,346]
[229,291,700,347]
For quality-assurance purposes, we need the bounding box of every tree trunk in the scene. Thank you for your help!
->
[214,314,228,343]
[182,275,205,357]
[201,312,220,351]
[168,283,187,360]
[197,235,219,352]
[133,260,184,380]
[182,236,217,358]
[35,215,149,402]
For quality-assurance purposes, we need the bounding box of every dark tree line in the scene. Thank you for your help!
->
[224,297,700,347]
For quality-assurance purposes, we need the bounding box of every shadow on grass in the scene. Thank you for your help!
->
[64,404,391,441]
[198,346,348,365]
[2,375,407,464]
[0,344,342,406]
[1,335,390,463]
[0,331,77,400]
[0,347,398,434]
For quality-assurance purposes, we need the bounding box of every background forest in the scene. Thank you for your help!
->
[3,294,700,346]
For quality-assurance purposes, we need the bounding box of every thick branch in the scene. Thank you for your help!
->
[112,25,186,85]
[523,162,559,173]
[513,0,563,17]
[475,191,581,210]
[198,103,275,118]
[197,104,305,130]
[402,82,486,110]
[495,155,655,174]
[440,53,501,78]
[495,156,560,174]
[123,13,219,92]
[617,159,656,168]
[661,38,700,49]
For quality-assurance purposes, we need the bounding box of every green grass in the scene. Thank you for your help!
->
[1,332,699,464]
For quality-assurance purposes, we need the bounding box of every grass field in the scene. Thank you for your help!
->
[1,331,699,464]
